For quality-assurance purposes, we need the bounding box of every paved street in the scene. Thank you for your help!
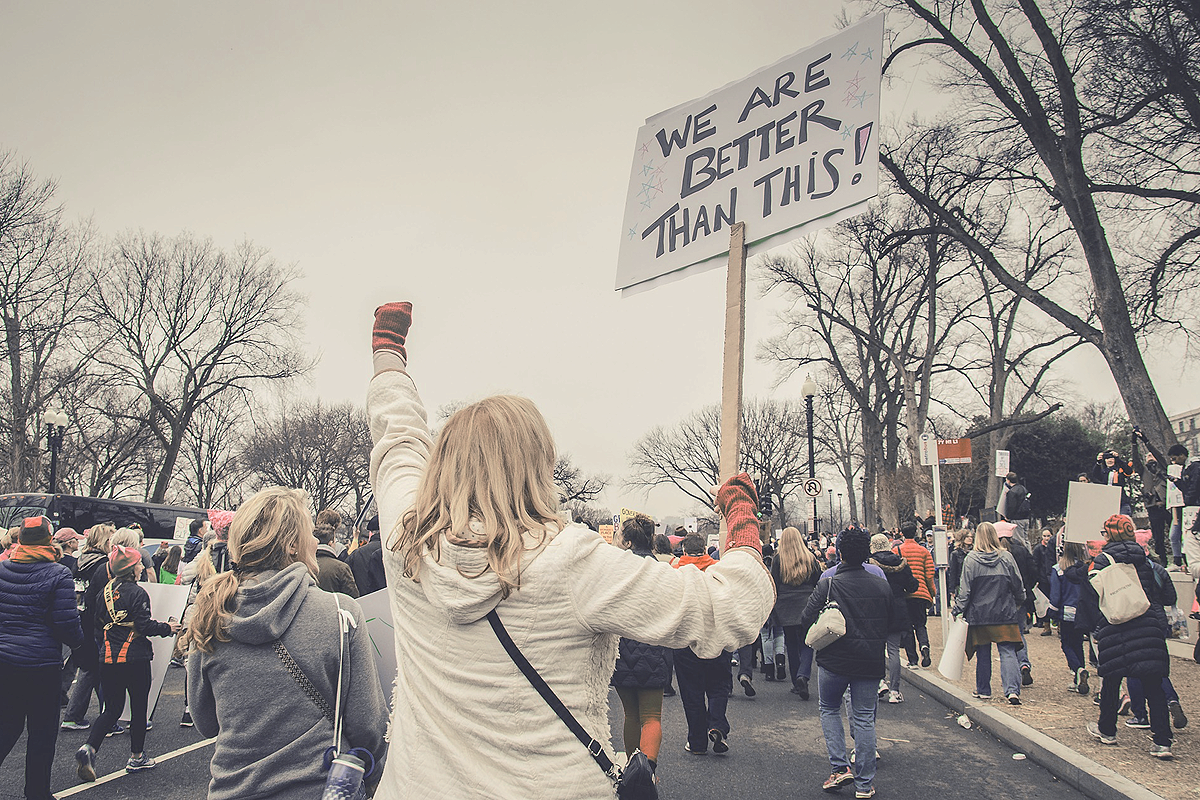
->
[1,663,1087,799]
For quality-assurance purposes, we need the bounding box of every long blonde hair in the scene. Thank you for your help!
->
[391,395,562,598]
[85,523,115,553]
[776,527,819,585]
[182,488,317,654]
[973,522,1000,553]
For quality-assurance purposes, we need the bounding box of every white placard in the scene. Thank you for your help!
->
[1064,481,1122,543]
[1167,463,1184,509]
[357,589,397,709]
[616,15,884,294]
[684,517,698,533]
[118,582,190,722]
[932,525,949,567]
[995,450,1010,478]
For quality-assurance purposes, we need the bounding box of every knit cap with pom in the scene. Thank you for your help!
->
[108,544,143,577]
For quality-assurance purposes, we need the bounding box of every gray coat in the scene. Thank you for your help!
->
[188,563,388,800]
[951,550,1024,627]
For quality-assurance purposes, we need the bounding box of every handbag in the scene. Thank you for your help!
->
[1088,559,1150,625]
[487,610,657,800]
[805,575,846,650]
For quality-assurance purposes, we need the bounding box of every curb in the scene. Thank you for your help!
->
[901,666,1167,800]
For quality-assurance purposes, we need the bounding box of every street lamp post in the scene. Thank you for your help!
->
[827,488,833,532]
[802,374,817,535]
[837,492,843,530]
[42,409,69,494]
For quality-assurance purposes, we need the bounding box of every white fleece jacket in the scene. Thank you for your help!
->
[368,364,774,800]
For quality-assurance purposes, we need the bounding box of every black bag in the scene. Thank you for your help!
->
[488,610,658,799]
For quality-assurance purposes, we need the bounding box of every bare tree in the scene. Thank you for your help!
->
[0,152,98,491]
[53,376,157,498]
[176,392,248,509]
[872,0,1197,449]
[554,455,608,505]
[90,231,311,501]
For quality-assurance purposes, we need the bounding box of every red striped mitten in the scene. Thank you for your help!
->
[373,302,412,373]
[716,473,762,553]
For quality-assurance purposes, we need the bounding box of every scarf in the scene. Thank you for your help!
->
[9,543,61,564]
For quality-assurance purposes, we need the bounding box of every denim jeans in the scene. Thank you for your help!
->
[1015,632,1031,670]
[885,632,902,692]
[760,623,785,664]
[817,668,877,792]
[1170,516,1183,563]
[974,642,1020,698]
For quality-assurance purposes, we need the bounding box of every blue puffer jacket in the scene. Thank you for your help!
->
[0,558,85,668]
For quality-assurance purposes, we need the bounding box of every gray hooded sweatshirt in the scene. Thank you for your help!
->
[188,562,388,800]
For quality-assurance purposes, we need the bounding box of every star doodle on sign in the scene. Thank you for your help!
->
[638,180,657,199]
[640,196,655,211]
[652,166,664,178]
[651,175,667,193]
[642,164,655,176]
[840,125,854,141]
[860,47,875,62]
[845,71,866,93]
[855,90,874,108]
[628,226,638,240]
[638,142,650,157]
[842,42,859,60]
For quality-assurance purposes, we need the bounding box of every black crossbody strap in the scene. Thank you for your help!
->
[486,610,619,782]
[273,639,335,725]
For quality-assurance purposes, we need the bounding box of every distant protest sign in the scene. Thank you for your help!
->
[617,15,883,294]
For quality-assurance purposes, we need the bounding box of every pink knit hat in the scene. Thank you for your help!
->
[108,544,142,577]
[207,508,235,533]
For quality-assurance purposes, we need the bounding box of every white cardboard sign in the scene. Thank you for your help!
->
[119,582,190,722]
[357,588,397,709]
[1064,481,1122,543]
[995,450,1010,478]
[616,15,883,294]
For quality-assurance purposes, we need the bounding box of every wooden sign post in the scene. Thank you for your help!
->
[718,222,747,552]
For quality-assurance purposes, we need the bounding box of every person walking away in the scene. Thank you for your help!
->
[75,545,180,781]
[347,514,386,594]
[313,509,360,597]
[366,301,773,798]
[897,522,936,668]
[1032,530,1056,634]
[952,522,1025,705]
[183,488,389,799]
[62,524,117,733]
[610,517,670,789]
[999,472,1033,547]
[772,527,822,700]
[996,522,1038,686]
[158,545,182,585]
[0,516,85,800]
[1083,514,1175,759]
[1122,531,1188,731]
[870,533,918,704]
[798,527,904,799]
[1048,542,1090,695]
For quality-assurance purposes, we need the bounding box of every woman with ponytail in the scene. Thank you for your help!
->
[183,487,388,800]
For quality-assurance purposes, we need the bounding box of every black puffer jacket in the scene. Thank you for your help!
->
[1087,541,1171,680]
[797,562,904,680]
[947,547,969,596]
[869,551,918,601]
[611,549,673,689]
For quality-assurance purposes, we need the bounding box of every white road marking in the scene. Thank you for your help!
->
[57,737,215,797]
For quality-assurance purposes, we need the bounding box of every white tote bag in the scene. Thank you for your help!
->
[1031,586,1051,618]
[938,616,969,681]
[1089,561,1150,625]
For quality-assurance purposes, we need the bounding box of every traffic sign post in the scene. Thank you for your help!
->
[803,478,823,498]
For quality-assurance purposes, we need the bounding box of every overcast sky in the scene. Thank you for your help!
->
[3,2,1195,518]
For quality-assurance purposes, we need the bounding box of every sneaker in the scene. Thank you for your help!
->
[795,676,810,700]
[823,769,854,791]
[106,723,125,737]
[1168,700,1188,729]
[1093,693,1101,707]
[684,742,707,755]
[1125,717,1151,729]
[906,661,920,669]
[1150,744,1174,760]
[1118,694,1131,716]
[144,721,153,732]
[972,691,992,700]
[730,656,739,668]
[776,659,788,682]
[920,645,932,668]
[1076,669,1089,696]
[180,712,194,728]
[60,719,90,731]
[75,744,97,782]
[1040,626,1054,636]
[888,690,904,704]
[1087,722,1117,745]
[739,675,756,698]
[1167,564,1184,572]
[878,680,889,698]
[1007,694,1021,706]
[126,753,157,772]
[856,788,876,799]
[1020,665,1033,686]
[708,728,729,754]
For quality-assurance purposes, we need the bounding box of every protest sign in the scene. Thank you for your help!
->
[1064,481,1122,544]
[994,450,1010,478]
[616,14,883,295]
[120,582,189,722]
[358,589,397,708]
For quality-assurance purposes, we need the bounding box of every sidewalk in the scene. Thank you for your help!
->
[910,618,1197,800]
